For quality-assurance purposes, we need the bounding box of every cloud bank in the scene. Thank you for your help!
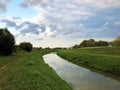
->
[0,0,120,47]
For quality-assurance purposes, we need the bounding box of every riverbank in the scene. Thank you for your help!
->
[0,49,72,90]
[57,47,120,78]
[43,53,120,90]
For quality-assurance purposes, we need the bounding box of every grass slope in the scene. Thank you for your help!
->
[57,47,120,77]
[0,49,72,90]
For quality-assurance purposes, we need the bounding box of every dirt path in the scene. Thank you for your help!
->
[0,57,18,71]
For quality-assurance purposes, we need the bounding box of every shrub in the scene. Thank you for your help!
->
[114,35,120,46]
[19,42,32,52]
[0,28,15,55]
[80,39,96,47]
[95,40,108,46]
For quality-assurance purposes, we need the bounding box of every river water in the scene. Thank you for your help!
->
[43,53,120,90]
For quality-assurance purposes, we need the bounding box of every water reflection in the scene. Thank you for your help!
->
[43,53,120,90]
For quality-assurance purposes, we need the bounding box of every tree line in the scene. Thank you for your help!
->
[73,36,120,48]
[0,28,32,55]
[80,39,108,47]
[0,28,120,55]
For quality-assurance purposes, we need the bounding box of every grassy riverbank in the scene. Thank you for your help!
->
[0,49,72,90]
[57,47,120,77]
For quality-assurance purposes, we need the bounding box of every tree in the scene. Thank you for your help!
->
[80,40,88,47]
[80,39,108,47]
[95,40,108,46]
[80,39,95,47]
[108,41,114,46]
[0,28,15,55]
[20,42,33,52]
[88,39,95,47]
[114,35,120,46]
[72,44,81,49]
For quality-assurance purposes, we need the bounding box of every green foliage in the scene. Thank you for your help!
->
[45,47,51,49]
[108,41,114,46]
[73,39,109,48]
[0,28,15,55]
[20,42,33,52]
[88,39,96,46]
[114,35,120,46]
[80,39,96,47]
[95,40,108,46]
[80,39,109,47]
[57,47,120,77]
[80,40,88,47]
[0,50,72,90]
[72,44,81,49]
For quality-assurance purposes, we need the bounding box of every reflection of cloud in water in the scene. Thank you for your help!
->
[43,53,120,90]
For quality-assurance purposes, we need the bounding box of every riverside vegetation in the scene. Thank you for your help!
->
[0,28,72,90]
[0,28,120,89]
[0,49,72,90]
[57,47,120,78]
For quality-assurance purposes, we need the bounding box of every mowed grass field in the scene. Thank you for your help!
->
[57,47,120,77]
[0,49,72,90]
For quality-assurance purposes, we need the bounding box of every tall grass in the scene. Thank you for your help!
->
[0,49,72,90]
[57,47,120,77]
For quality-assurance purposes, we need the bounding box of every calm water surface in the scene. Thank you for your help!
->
[43,53,120,90]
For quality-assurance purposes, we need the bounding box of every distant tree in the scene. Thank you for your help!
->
[72,44,81,49]
[0,28,15,55]
[88,39,95,47]
[114,35,120,46]
[80,39,95,47]
[108,42,114,46]
[80,40,88,47]
[95,41,99,46]
[54,47,62,50]
[95,40,108,46]
[45,47,50,49]
[19,42,32,52]
[80,39,108,47]
[38,47,42,50]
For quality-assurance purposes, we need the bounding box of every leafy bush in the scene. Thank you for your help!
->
[95,40,108,46]
[0,28,15,55]
[114,35,120,46]
[19,42,32,52]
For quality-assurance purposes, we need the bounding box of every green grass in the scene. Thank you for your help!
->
[0,49,72,90]
[57,47,120,77]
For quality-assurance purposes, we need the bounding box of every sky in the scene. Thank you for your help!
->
[0,0,120,48]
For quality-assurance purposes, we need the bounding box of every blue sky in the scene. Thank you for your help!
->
[0,0,120,47]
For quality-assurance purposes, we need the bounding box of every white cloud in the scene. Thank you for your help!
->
[0,0,119,47]
[115,21,120,26]
[18,0,96,39]
[0,0,10,12]
[43,26,57,37]
[20,0,120,9]
[75,0,120,8]
[102,22,109,27]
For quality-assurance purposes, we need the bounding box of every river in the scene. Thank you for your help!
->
[43,53,120,90]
